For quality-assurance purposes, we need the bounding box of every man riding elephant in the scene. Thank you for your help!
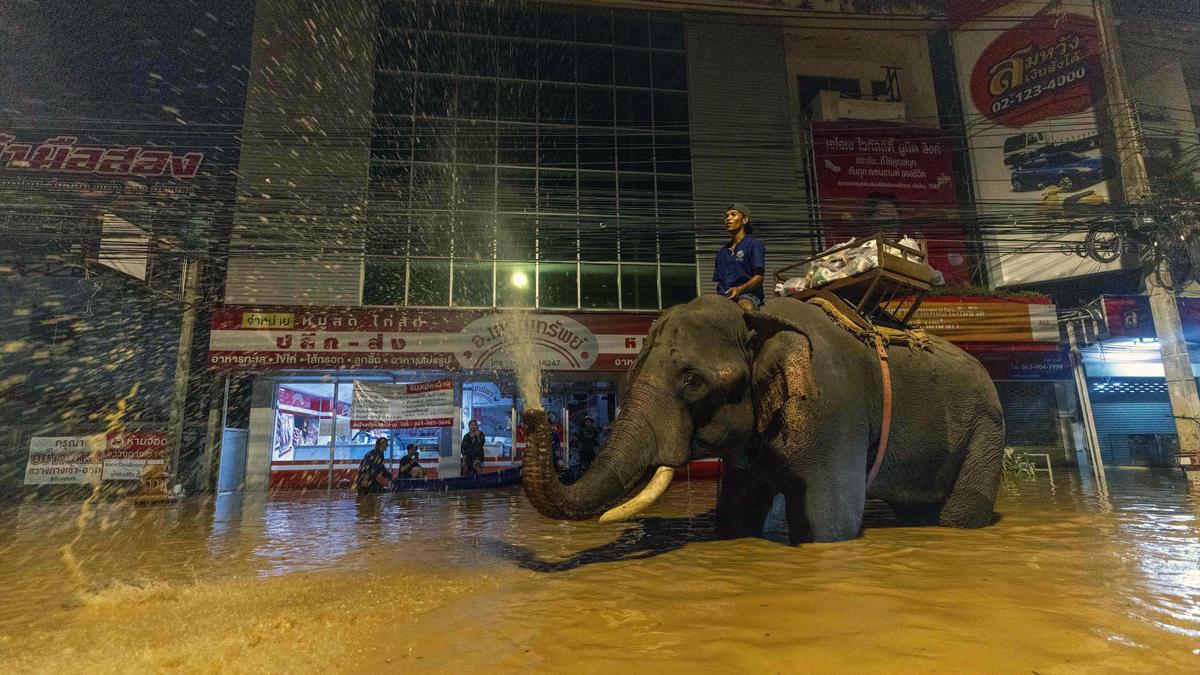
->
[522,295,1005,544]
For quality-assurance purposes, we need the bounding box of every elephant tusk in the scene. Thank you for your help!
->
[597,466,676,524]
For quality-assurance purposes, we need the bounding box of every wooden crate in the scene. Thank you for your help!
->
[774,233,933,328]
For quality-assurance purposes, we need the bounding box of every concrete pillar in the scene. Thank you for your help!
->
[243,377,276,491]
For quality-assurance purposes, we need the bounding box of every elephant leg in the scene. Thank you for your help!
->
[715,466,777,539]
[786,474,866,544]
[938,424,1003,529]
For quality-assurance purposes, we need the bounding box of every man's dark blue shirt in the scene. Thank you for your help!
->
[714,236,766,301]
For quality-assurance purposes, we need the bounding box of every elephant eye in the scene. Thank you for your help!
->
[682,370,704,393]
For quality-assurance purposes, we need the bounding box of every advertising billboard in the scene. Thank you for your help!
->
[951,1,1121,286]
[811,121,970,284]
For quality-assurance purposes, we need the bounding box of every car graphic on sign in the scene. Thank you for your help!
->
[1010,151,1106,192]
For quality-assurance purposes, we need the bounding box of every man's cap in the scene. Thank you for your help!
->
[726,203,750,219]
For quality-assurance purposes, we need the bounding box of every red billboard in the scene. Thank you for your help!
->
[811,121,969,284]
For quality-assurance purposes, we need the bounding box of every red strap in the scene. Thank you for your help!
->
[867,333,892,488]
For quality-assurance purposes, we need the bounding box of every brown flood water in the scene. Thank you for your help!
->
[1,469,1199,673]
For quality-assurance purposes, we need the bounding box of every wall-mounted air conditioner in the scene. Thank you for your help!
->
[808,90,906,123]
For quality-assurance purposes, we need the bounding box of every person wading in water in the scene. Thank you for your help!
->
[355,438,395,496]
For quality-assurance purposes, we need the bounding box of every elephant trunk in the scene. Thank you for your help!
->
[522,383,689,521]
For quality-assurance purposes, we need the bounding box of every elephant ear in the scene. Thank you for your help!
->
[744,312,817,438]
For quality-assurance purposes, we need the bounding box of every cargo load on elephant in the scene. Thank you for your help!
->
[773,232,934,330]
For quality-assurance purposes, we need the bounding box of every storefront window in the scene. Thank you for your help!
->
[497,262,535,307]
[452,260,494,307]
[539,262,578,308]
[580,263,619,308]
[661,264,697,308]
[408,258,451,306]
[621,263,658,310]
[363,258,406,306]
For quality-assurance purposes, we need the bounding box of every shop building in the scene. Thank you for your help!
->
[210,0,1098,491]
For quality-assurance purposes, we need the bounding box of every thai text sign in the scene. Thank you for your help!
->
[23,436,104,485]
[913,299,1059,343]
[101,432,168,480]
[350,379,455,429]
[811,121,968,283]
[208,307,656,372]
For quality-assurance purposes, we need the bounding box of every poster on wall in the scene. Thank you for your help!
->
[23,436,104,485]
[350,379,455,429]
[101,432,168,481]
[811,121,970,284]
[951,0,1120,286]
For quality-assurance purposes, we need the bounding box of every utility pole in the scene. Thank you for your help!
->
[167,255,202,488]
[1095,0,1200,486]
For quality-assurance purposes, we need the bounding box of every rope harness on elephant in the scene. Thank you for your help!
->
[803,295,933,488]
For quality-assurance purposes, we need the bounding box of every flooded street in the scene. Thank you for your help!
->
[0,470,1197,673]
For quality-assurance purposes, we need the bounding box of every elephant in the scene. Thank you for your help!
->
[521,294,1006,544]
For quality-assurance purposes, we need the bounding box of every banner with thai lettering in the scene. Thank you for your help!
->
[951,1,1120,286]
[811,121,969,284]
[208,307,657,372]
[912,297,1059,343]
[23,436,104,485]
[350,379,455,429]
[101,432,168,481]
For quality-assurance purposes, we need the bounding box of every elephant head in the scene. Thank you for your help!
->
[523,295,810,523]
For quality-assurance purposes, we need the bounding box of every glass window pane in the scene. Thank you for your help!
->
[538,83,576,125]
[376,30,416,70]
[416,76,456,118]
[499,40,538,80]
[453,260,494,307]
[539,216,577,260]
[650,19,685,50]
[455,164,495,211]
[496,214,537,260]
[580,263,619,309]
[578,128,615,170]
[363,258,407,306]
[537,41,575,83]
[538,170,577,214]
[498,122,536,165]
[613,13,649,47]
[409,214,453,256]
[621,263,658,309]
[411,163,452,210]
[615,88,652,126]
[412,119,454,163]
[497,167,536,211]
[408,258,450,306]
[613,48,651,88]
[539,7,575,41]
[454,211,495,260]
[577,45,613,85]
[459,78,496,120]
[578,86,613,127]
[578,171,616,215]
[653,91,689,128]
[461,36,497,78]
[497,262,536,307]
[661,265,697,308]
[498,81,538,122]
[579,217,618,261]
[457,120,496,164]
[659,224,695,264]
[652,51,686,90]
[618,218,656,263]
[374,72,413,115]
[618,174,655,218]
[655,132,691,174]
[616,130,653,173]
[577,9,613,44]
[539,262,578,308]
